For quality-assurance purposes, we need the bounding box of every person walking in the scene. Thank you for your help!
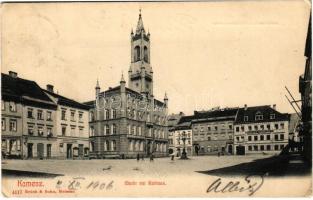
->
[136,153,140,162]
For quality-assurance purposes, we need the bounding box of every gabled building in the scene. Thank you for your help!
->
[43,85,90,159]
[86,12,169,159]
[233,105,290,155]
[1,71,57,159]
[169,115,194,157]
[192,107,238,155]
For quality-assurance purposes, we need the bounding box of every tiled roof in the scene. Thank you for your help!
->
[172,115,194,130]
[192,108,238,123]
[44,89,89,110]
[1,73,56,108]
[83,100,95,108]
[234,105,289,124]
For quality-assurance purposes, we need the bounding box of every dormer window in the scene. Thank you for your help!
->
[244,116,249,122]
[255,111,263,121]
[270,114,275,119]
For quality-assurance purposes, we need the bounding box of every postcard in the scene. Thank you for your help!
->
[1,1,312,197]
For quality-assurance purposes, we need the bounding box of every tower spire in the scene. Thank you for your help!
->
[120,72,126,83]
[136,9,145,34]
[96,78,100,89]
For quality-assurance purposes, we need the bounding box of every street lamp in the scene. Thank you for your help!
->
[180,131,188,159]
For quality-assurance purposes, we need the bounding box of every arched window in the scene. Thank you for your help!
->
[134,46,140,61]
[105,109,109,119]
[144,46,148,62]
[106,140,110,151]
[112,124,117,135]
[111,140,116,151]
[105,125,110,135]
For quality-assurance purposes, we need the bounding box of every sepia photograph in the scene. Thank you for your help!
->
[1,1,312,197]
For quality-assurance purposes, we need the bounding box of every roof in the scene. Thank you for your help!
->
[167,112,185,128]
[192,108,239,123]
[1,73,56,109]
[43,89,90,110]
[172,115,194,131]
[234,105,290,124]
[154,99,165,107]
[83,100,95,108]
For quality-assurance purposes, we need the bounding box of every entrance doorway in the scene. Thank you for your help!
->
[37,143,44,159]
[27,143,33,158]
[228,145,233,154]
[236,145,245,155]
[67,144,72,159]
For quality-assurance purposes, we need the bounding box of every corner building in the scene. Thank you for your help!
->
[87,12,169,159]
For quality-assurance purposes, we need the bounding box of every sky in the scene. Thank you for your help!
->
[1,1,311,115]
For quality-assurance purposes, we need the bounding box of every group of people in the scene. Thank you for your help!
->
[136,153,154,161]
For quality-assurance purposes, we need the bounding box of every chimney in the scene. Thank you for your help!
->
[273,104,276,110]
[8,71,17,78]
[46,84,54,93]
[244,104,247,110]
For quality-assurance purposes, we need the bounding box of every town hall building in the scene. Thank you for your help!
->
[85,12,169,159]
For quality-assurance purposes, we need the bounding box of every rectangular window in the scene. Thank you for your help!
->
[260,125,264,130]
[61,110,66,120]
[274,135,279,141]
[62,126,66,136]
[267,124,271,130]
[208,126,211,131]
[260,145,264,151]
[280,123,285,129]
[248,146,252,151]
[37,110,43,120]
[27,108,33,118]
[266,145,271,151]
[71,111,75,121]
[280,134,284,140]
[254,135,258,141]
[37,126,43,136]
[229,125,232,130]
[267,135,271,140]
[235,127,239,132]
[241,126,244,131]
[254,125,258,130]
[253,145,258,151]
[47,111,52,121]
[260,135,264,140]
[248,136,252,141]
[28,125,34,135]
[275,124,279,130]
[9,119,17,132]
[2,118,5,131]
[244,116,248,122]
[274,145,279,150]
[208,137,211,141]
[236,136,240,142]
[214,126,218,131]
[9,102,16,112]
[47,127,53,137]
[79,113,83,122]
[248,126,252,131]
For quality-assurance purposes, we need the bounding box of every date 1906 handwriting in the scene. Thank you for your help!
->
[56,177,114,191]
[207,175,264,196]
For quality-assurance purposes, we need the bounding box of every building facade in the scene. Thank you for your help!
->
[192,108,238,155]
[43,85,90,159]
[299,15,312,165]
[233,105,290,155]
[86,12,169,159]
[168,115,193,157]
[2,72,57,159]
